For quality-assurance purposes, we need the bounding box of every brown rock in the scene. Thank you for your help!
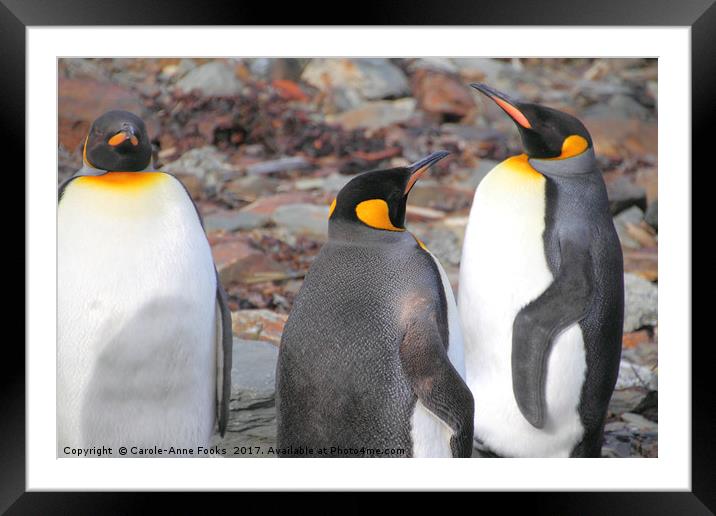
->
[232,309,287,346]
[173,173,203,200]
[59,77,150,151]
[406,205,446,223]
[634,167,658,204]
[412,70,476,120]
[328,99,416,131]
[604,173,647,214]
[623,248,658,282]
[622,330,651,349]
[409,183,474,213]
[224,175,281,203]
[625,222,658,248]
[211,236,290,285]
[240,192,315,216]
[584,117,657,160]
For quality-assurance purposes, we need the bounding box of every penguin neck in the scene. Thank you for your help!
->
[76,160,155,177]
[328,219,410,246]
[528,148,597,178]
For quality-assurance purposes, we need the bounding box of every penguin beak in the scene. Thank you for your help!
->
[470,83,532,129]
[108,126,140,147]
[404,151,450,195]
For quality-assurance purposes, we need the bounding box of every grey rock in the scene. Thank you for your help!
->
[602,435,632,458]
[295,173,352,193]
[614,206,645,249]
[273,204,330,238]
[323,174,354,192]
[609,387,650,415]
[440,123,504,142]
[160,58,197,82]
[248,58,308,82]
[326,86,365,112]
[63,58,110,81]
[621,412,658,431]
[247,58,272,80]
[624,272,658,332]
[412,224,464,267]
[645,201,658,231]
[230,338,278,400]
[575,80,631,101]
[459,159,500,190]
[212,338,279,453]
[163,146,237,190]
[607,176,647,215]
[204,211,269,233]
[615,359,658,391]
[607,94,651,120]
[302,58,410,101]
[453,58,509,83]
[604,421,629,433]
[176,61,243,97]
[246,156,311,176]
[327,98,416,130]
[406,57,459,74]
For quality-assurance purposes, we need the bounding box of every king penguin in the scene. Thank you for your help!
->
[276,152,474,458]
[57,110,232,455]
[458,84,624,458]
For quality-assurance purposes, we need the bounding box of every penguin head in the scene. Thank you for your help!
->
[329,151,450,233]
[471,83,592,160]
[83,110,152,172]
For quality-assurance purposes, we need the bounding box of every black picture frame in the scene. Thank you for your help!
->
[4,0,707,512]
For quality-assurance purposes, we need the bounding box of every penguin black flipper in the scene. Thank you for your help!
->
[511,224,594,429]
[215,268,233,437]
[400,301,474,457]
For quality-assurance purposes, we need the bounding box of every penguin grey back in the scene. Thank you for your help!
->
[276,229,445,456]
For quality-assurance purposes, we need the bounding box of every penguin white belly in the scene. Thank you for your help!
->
[458,157,587,457]
[58,173,217,454]
[410,401,454,458]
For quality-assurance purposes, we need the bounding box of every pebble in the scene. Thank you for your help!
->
[204,211,269,233]
[327,98,417,130]
[163,146,237,191]
[176,61,244,97]
[615,359,658,391]
[614,206,646,249]
[623,272,658,332]
[273,204,330,239]
[302,58,411,102]
[212,339,278,451]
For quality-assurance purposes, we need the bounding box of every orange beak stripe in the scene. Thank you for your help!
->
[404,166,427,195]
[108,132,128,146]
[492,96,532,129]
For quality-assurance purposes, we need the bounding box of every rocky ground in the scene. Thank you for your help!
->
[59,57,658,458]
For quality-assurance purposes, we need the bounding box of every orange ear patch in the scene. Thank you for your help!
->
[355,199,404,232]
[82,136,92,167]
[556,135,589,159]
[492,96,532,129]
[328,198,337,218]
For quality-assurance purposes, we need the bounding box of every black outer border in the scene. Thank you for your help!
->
[4,0,709,512]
